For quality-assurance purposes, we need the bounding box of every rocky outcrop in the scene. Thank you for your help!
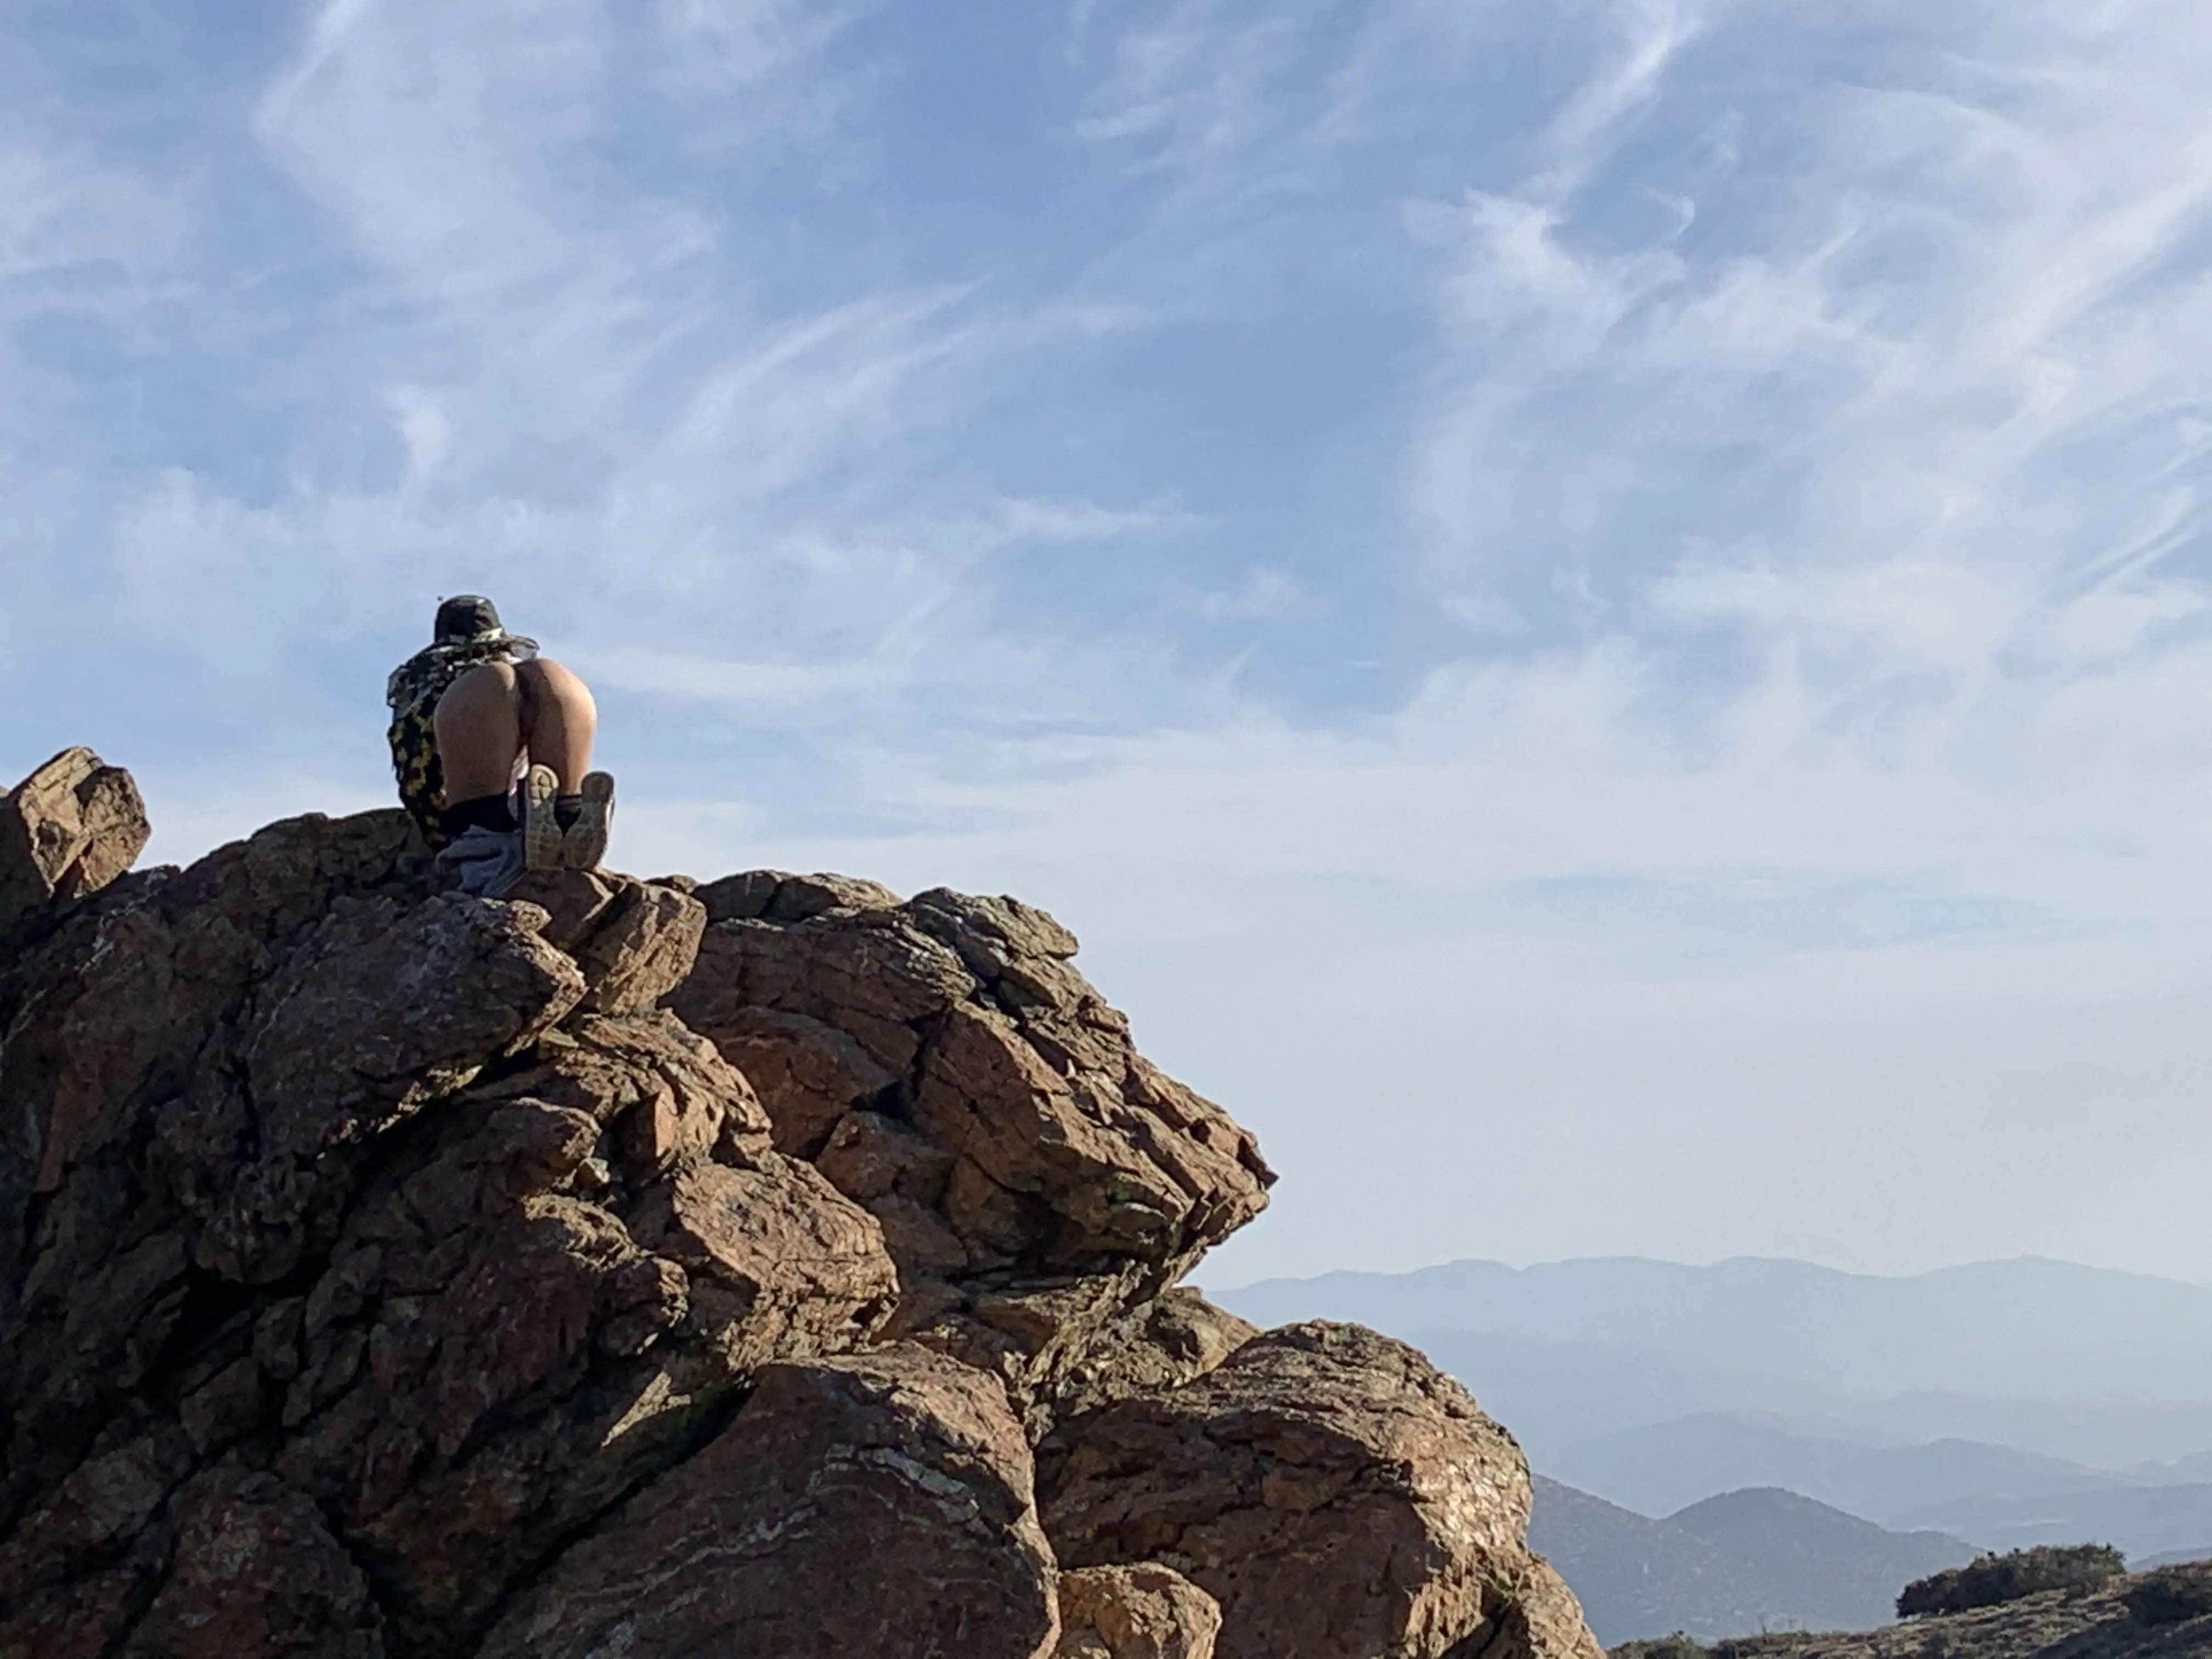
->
[0,748,149,947]
[669,871,1276,1434]
[1040,1322,1605,1659]
[0,753,1600,1659]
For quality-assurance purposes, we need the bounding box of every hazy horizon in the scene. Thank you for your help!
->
[1211,1251,2212,1536]
[1218,1250,2212,1295]
[10,3,2212,1286]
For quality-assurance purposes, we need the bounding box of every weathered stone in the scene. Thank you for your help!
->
[195,894,588,1285]
[890,1270,1254,1441]
[1043,1288,1259,1426]
[1040,1322,1600,1659]
[817,1108,957,1204]
[0,749,149,942]
[690,867,784,921]
[259,1085,894,1644]
[0,1561,154,1659]
[501,866,619,948]
[675,909,969,1075]
[477,1345,1061,1659]
[1057,1562,1222,1659]
[0,1429,190,1606]
[694,868,902,923]
[667,881,1274,1434]
[1,811,433,1514]
[914,1002,1197,1264]
[910,885,1081,978]
[0,782,1584,1659]
[477,1010,775,1159]
[1485,1559,1607,1659]
[703,1007,896,1158]
[117,1468,385,1658]
[625,1156,899,1375]
[511,871,706,1016]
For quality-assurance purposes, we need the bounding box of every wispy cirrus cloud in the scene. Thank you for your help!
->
[10,0,2212,1283]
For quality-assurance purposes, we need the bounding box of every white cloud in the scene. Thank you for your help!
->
[19,0,2212,1286]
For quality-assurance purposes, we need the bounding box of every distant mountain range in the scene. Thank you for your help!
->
[1896,1481,2212,1564]
[1212,1256,2212,1575]
[2140,1548,2212,1569]
[1385,1325,2212,1477]
[1528,1480,1974,1646]
[1538,1408,2136,1521]
[1218,1257,2212,1448]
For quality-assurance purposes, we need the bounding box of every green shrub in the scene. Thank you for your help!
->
[1609,1637,1708,1659]
[2123,1564,2212,1626]
[1897,1544,2128,1618]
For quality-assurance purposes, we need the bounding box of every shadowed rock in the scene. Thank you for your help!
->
[119,1467,386,1658]
[477,1345,1060,1659]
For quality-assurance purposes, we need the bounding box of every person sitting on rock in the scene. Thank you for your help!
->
[386,595,614,896]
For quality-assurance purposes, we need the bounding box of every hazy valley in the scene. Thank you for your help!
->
[1217,1256,2212,1644]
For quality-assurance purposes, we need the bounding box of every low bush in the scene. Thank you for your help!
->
[1897,1544,2128,1618]
[2123,1564,2212,1626]
[1611,1630,1848,1657]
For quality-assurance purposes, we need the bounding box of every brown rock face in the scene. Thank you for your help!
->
[1057,1562,1223,1659]
[0,756,1599,1659]
[119,1468,386,1658]
[0,748,149,943]
[477,1345,1060,1659]
[0,782,897,1656]
[1039,1322,1602,1659]
[669,871,1276,1427]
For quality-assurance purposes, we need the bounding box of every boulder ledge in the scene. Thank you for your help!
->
[0,754,1600,1659]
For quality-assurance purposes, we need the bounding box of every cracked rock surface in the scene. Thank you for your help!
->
[1039,1321,1604,1659]
[0,753,1599,1659]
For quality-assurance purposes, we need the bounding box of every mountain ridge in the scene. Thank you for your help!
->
[1527,1477,1974,1645]
[1214,1255,2212,1466]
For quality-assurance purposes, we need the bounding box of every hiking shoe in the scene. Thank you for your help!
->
[522,764,563,872]
[435,825,528,899]
[562,771,615,871]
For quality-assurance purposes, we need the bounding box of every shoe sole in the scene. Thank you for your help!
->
[523,765,563,871]
[564,771,614,870]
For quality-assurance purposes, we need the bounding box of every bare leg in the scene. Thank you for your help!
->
[515,658,597,791]
[433,662,523,803]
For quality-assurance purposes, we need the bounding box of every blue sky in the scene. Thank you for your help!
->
[8,0,2212,1284]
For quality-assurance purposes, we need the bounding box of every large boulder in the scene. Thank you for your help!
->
[669,872,1276,1427]
[0,749,149,944]
[1038,1322,1603,1659]
[477,1344,1061,1659]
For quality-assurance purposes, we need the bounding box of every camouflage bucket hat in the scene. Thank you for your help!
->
[435,594,509,642]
